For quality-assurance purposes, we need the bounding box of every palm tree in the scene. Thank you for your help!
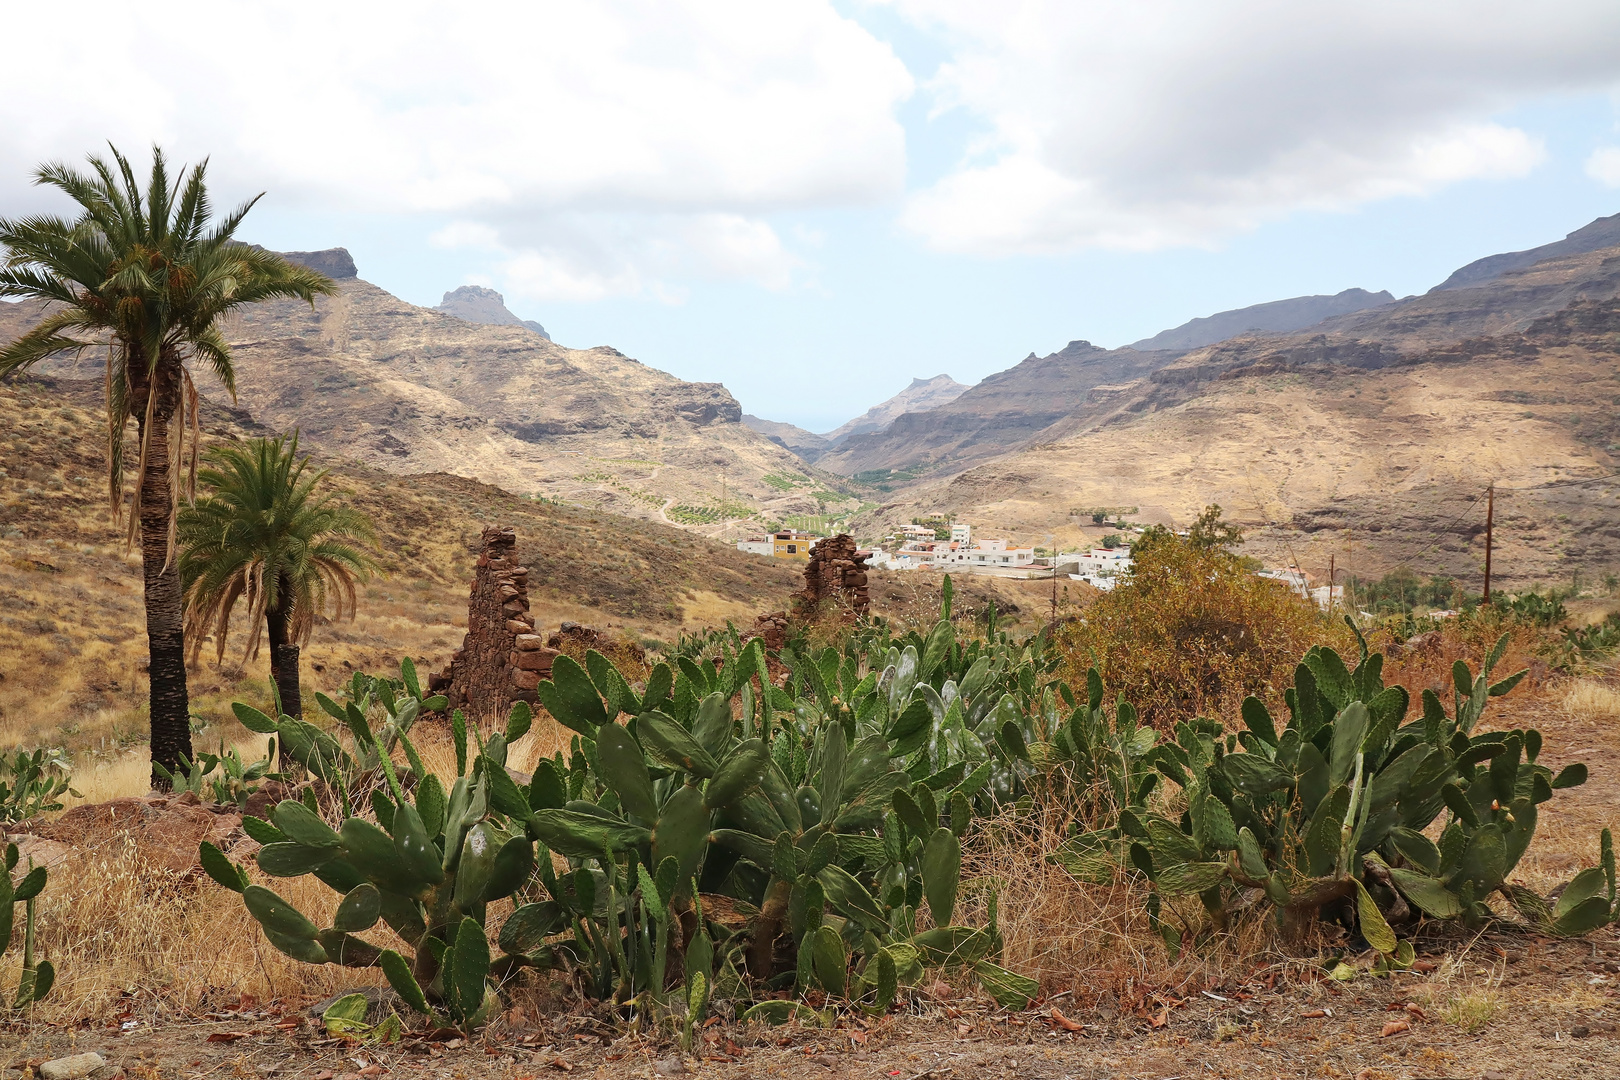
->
[0,145,336,782]
[179,433,378,721]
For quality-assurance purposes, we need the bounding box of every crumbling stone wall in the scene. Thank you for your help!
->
[429,526,557,722]
[798,534,870,617]
[745,611,789,652]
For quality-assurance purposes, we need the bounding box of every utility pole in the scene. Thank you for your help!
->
[1049,535,1059,625]
[1483,482,1495,602]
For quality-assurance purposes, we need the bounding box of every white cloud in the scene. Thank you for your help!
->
[0,0,911,294]
[1588,146,1620,187]
[429,210,801,302]
[886,1,1620,254]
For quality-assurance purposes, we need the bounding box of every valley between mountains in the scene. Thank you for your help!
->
[6,214,1620,591]
[834,215,1620,590]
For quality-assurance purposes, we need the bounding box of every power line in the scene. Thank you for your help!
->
[1386,488,1486,575]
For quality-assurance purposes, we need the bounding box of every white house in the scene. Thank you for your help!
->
[1257,567,1311,599]
[1068,546,1132,590]
[932,536,1037,569]
[870,547,934,570]
[735,536,774,557]
[950,522,972,545]
[1308,584,1344,610]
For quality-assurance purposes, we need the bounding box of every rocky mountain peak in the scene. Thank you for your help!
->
[276,247,358,279]
[436,284,550,340]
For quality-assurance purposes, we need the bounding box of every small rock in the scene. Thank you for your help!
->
[1573,1024,1591,1038]
[653,1058,685,1076]
[1481,1073,1508,1080]
[40,1052,106,1080]
[809,1054,838,1067]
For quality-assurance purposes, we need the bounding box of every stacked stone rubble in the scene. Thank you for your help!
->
[547,622,647,667]
[429,526,557,722]
[744,611,790,652]
[798,534,870,617]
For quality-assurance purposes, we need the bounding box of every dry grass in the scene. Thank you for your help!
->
[1416,956,1507,1034]
[1562,678,1620,724]
[957,797,1312,1006]
[0,838,367,1024]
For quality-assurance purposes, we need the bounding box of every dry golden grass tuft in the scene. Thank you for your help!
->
[1562,678,1620,724]
[0,838,362,1024]
[1415,956,1507,1034]
[957,798,1312,1006]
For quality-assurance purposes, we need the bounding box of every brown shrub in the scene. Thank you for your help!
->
[1056,539,1354,730]
[957,799,1319,1005]
[1377,609,1555,708]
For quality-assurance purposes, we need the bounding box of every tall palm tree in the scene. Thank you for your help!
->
[0,146,336,782]
[179,433,378,721]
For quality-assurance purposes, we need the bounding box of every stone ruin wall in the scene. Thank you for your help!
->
[429,525,559,723]
[799,533,870,617]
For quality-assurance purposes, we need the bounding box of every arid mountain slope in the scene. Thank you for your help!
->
[745,374,972,464]
[824,224,1620,501]
[0,250,831,532]
[1129,287,1395,352]
[1432,211,1620,292]
[741,414,830,460]
[1172,241,1620,377]
[872,297,1620,589]
[816,340,1176,478]
[823,374,970,443]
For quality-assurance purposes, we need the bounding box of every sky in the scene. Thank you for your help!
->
[4,3,1620,431]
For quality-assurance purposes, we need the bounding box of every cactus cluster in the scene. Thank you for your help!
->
[203,697,540,1029]
[231,658,444,807]
[1063,623,1599,951]
[154,744,282,809]
[530,633,1036,1015]
[2,842,52,1007]
[210,620,1035,1031]
[0,748,75,825]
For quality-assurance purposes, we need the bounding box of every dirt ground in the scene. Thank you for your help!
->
[3,924,1615,1080]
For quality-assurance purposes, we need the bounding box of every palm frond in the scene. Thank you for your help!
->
[0,312,100,377]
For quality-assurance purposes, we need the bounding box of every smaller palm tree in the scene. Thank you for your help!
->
[179,433,378,718]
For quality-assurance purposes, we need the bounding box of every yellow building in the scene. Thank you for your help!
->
[771,530,817,559]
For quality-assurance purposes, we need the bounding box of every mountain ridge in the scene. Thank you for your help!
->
[0,249,836,533]
[1431,211,1620,293]
[1129,287,1395,352]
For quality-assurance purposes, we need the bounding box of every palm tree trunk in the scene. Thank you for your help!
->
[265,602,303,720]
[137,399,193,787]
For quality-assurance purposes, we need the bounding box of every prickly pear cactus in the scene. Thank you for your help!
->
[1089,623,1600,953]
[2,841,53,1007]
